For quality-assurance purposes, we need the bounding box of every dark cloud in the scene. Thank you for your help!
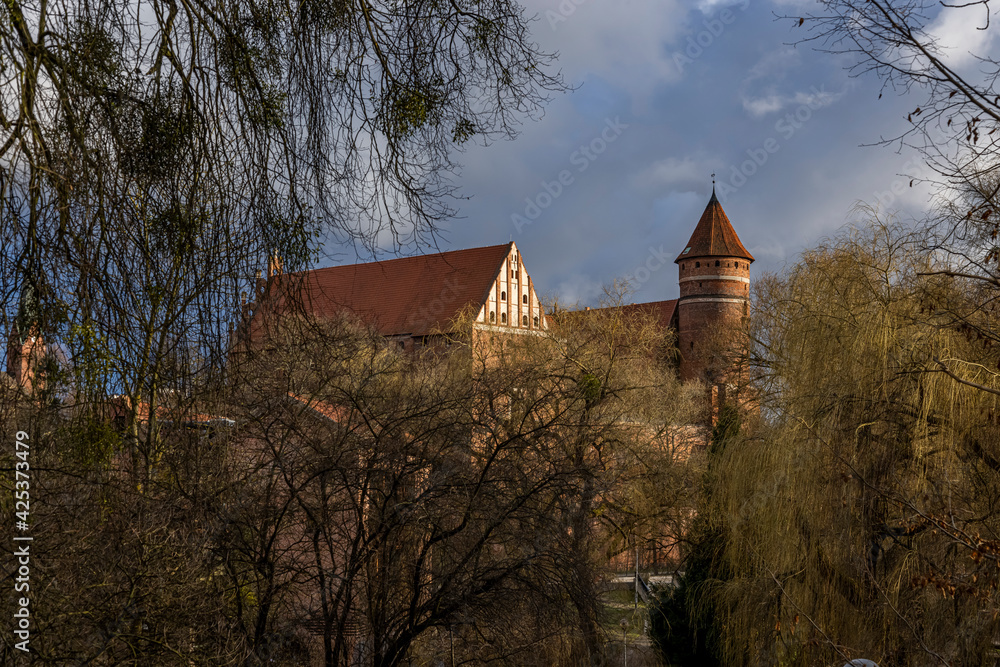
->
[380,1,937,305]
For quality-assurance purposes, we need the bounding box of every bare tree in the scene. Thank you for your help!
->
[217,288,698,666]
[0,0,564,442]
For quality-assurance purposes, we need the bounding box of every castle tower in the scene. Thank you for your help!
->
[674,188,754,385]
[7,280,45,395]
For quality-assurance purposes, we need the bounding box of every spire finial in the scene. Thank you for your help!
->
[710,174,718,203]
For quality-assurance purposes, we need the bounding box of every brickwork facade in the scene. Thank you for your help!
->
[673,189,754,384]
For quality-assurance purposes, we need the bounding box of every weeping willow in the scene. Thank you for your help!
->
[709,216,1000,666]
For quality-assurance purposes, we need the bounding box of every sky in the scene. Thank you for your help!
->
[367,0,996,307]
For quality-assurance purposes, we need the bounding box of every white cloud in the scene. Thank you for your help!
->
[742,95,785,116]
[926,5,999,70]
[742,87,843,117]
[554,273,605,306]
[695,0,751,14]
[746,48,800,83]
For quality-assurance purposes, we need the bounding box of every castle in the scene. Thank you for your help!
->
[237,188,753,393]
[0,190,756,665]
[5,190,753,397]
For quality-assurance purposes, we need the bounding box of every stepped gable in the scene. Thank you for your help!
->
[674,190,754,263]
[254,244,512,338]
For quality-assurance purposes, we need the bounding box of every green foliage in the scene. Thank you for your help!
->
[120,91,196,182]
[65,20,123,89]
[380,81,445,139]
[62,417,121,468]
[710,402,740,456]
[578,371,603,403]
[651,401,742,667]
[649,529,726,667]
[452,117,477,144]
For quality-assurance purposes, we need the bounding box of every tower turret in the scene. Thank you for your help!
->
[674,189,754,384]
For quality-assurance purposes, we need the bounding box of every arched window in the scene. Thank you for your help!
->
[501,313,507,324]
[715,260,720,267]
[501,291,506,301]
[522,315,528,326]
[681,263,685,270]
[695,261,700,268]
[522,294,528,304]
[533,316,539,326]
[490,311,495,322]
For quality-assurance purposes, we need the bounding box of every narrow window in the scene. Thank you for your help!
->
[501,291,506,301]
[682,263,685,270]
[490,311,495,322]
[522,294,528,304]
[715,260,720,267]
[522,315,528,326]
[501,313,507,324]
[695,261,700,268]
[533,316,539,326]
[690,341,694,350]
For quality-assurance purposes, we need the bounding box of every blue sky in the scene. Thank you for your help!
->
[360,0,994,307]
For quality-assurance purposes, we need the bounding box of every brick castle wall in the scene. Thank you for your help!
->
[676,256,750,382]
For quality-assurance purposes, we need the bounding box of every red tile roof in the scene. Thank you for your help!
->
[612,300,678,329]
[547,299,677,334]
[674,191,754,263]
[251,244,513,339]
[287,392,352,424]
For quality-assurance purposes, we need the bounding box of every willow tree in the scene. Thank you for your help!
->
[792,0,1000,407]
[708,218,1000,666]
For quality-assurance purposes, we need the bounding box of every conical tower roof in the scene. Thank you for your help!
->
[674,190,754,263]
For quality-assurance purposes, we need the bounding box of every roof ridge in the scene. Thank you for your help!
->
[250,244,516,340]
[674,194,754,263]
[286,243,514,277]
